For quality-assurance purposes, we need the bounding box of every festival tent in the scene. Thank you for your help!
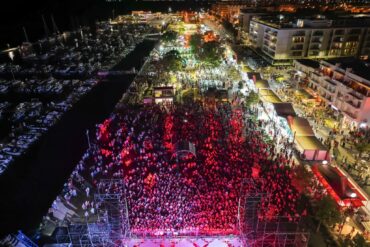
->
[312,164,365,208]
[246,72,262,81]
[255,80,270,90]
[273,103,297,118]
[295,135,328,161]
[287,116,314,136]
[259,89,282,103]
[153,86,174,104]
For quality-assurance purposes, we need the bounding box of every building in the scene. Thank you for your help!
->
[249,14,370,64]
[295,57,370,129]
[211,2,249,24]
[239,8,269,33]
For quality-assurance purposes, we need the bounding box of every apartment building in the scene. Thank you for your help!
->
[295,58,370,128]
[249,14,370,64]
[211,2,248,24]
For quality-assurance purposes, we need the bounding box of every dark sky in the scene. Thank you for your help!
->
[0,0,101,48]
[0,0,211,49]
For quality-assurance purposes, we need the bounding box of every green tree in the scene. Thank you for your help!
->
[189,33,202,54]
[245,91,260,107]
[162,31,178,43]
[354,141,370,159]
[352,233,370,247]
[200,41,224,67]
[314,195,342,232]
[162,50,183,72]
[238,81,244,90]
[338,236,353,247]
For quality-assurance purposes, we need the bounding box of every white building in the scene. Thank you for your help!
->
[295,58,370,129]
[249,15,370,64]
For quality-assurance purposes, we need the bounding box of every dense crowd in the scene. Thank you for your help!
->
[51,100,305,236]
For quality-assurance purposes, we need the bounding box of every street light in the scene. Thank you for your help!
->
[322,160,328,165]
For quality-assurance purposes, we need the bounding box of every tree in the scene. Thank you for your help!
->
[352,233,370,247]
[162,31,178,43]
[354,141,370,159]
[238,81,244,90]
[161,50,183,72]
[245,91,260,107]
[314,195,342,232]
[189,33,202,54]
[221,20,237,38]
[199,41,224,67]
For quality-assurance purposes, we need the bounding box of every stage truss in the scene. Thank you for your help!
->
[238,179,309,247]
[56,179,131,247]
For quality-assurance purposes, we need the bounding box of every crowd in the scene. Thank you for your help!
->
[47,100,304,236]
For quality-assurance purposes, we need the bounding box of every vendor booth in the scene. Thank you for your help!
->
[259,89,282,103]
[312,164,366,208]
[153,86,175,104]
[273,103,296,118]
[295,135,328,161]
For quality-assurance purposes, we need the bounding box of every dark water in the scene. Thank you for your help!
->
[0,39,156,237]
[0,0,211,50]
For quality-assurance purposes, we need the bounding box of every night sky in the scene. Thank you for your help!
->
[0,0,211,49]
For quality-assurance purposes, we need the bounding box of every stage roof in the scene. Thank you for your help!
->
[273,103,297,117]
[255,80,270,89]
[295,135,327,150]
[287,116,314,136]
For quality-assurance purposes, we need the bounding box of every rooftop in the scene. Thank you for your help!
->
[252,13,370,29]
[296,59,320,69]
[324,57,370,82]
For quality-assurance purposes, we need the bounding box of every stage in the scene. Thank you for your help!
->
[124,236,243,247]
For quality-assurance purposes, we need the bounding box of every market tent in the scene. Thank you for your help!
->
[312,164,365,208]
[259,89,282,103]
[246,72,262,81]
[287,116,314,136]
[294,89,315,100]
[295,135,328,161]
[255,80,270,89]
[273,103,296,118]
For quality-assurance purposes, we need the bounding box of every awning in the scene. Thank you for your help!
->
[259,89,282,103]
[287,116,314,136]
[255,80,270,89]
[312,164,365,208]
[272,103,296,117]
[247,72,262,81]
[295,135,327,150]
[294,89,315,100]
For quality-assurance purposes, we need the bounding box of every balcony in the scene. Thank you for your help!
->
[324,78,337,87]
[265,29,277,36]
[320,93,333,103]
[312,31,324,36]
[348,91,364,100]
[310,78,320,87]
[343,110,358,120]
[291,45,304,50]
[293,31,306,37]
[310,44,321,50]
[348,29,361,35]
[334,30,345,36]
[346,100,361,109]
[264,35,277,43]
[321,85,336,95]
[311,38,323,43]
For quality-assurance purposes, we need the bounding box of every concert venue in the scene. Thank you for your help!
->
[2,1,370,247]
